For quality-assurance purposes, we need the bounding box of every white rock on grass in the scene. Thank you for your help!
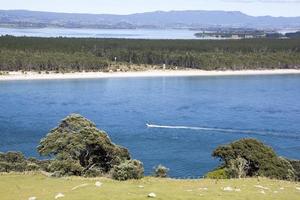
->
[260,190,266,194]
[54,193,64,199]
[254,185,269,190]
[148,192,156,198]
[95,181,102,187]
[198,187,208,191]
[295,187,300,191]
[223,186,234,191]
[138,185,144,188]
[235,188,241,192]
[279,187,284,190]
[274,191,279,194]
[28,197,37,200]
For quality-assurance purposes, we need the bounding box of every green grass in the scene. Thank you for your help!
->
[0,173,299,200]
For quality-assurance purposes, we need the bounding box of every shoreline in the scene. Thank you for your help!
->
[1,69,300,81]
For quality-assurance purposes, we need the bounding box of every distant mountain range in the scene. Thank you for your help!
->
[0,10,300,29]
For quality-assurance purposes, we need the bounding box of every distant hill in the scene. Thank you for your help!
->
[0,9,300,29]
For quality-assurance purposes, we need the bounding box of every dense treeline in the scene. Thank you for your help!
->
[0,35,300,72]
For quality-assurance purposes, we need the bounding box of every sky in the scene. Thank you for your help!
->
[0,0,300,17]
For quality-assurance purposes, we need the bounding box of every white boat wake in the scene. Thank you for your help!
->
[146,123,300,139]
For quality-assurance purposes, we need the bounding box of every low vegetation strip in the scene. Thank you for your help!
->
[0,36,300,72]
[1,114,300,182]
[0,173,299,200]
[1,114,300,200]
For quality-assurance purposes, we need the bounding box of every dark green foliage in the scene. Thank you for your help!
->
[37,114,138,177]
[84,167,103,178]
[0,152,41,172]
[153,165,169,178]
[212,138,296,181]
[27,157,51,171]
[0,162,10,172]
[0,152,27,172]
[0,151,25,162]
[111,159,144,181]
[25,163,40,171]
[48,159,84,176]
[205,168,229,179]
[289,160,300,181]
[0,36,299,72]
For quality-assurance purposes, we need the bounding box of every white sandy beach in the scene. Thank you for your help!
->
[0,69,300,81]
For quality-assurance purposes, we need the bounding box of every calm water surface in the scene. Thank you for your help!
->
[0,75,300,177]
[0,28,199,39]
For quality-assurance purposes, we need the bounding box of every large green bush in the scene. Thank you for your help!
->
[37,114,144,179]
[37,114,131,176]
[111,160,144,181]
[212,138,296,181]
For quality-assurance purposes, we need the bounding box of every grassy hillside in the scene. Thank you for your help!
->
[0,173,299,200]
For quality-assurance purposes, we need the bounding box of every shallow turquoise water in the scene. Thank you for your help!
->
[0,75,300,177]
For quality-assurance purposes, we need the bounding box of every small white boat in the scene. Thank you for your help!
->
[146,123,157,128]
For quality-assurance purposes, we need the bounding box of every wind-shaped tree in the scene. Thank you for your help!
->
[211,138,296,181]
[37,114,143,179]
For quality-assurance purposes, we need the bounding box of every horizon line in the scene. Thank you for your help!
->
[1,9,300,18]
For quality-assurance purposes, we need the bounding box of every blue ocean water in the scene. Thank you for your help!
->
[0,75,300,178]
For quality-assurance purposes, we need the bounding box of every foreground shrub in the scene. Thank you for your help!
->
[27,157,50,171]
[37,114,133,176]
[289,160,300,181]
[153,164,169,178]
[205,168,229,179]
[0,152,46,172]
[111,160,144,181]
[84,167,103,177]
[212,138,296,181]
[0,162,10,172]
[48,159,84,176]
[0,152,25,163]
[25,163,40,171]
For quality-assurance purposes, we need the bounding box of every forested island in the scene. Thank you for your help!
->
[0,36,300,73]
[195,30,300,40]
